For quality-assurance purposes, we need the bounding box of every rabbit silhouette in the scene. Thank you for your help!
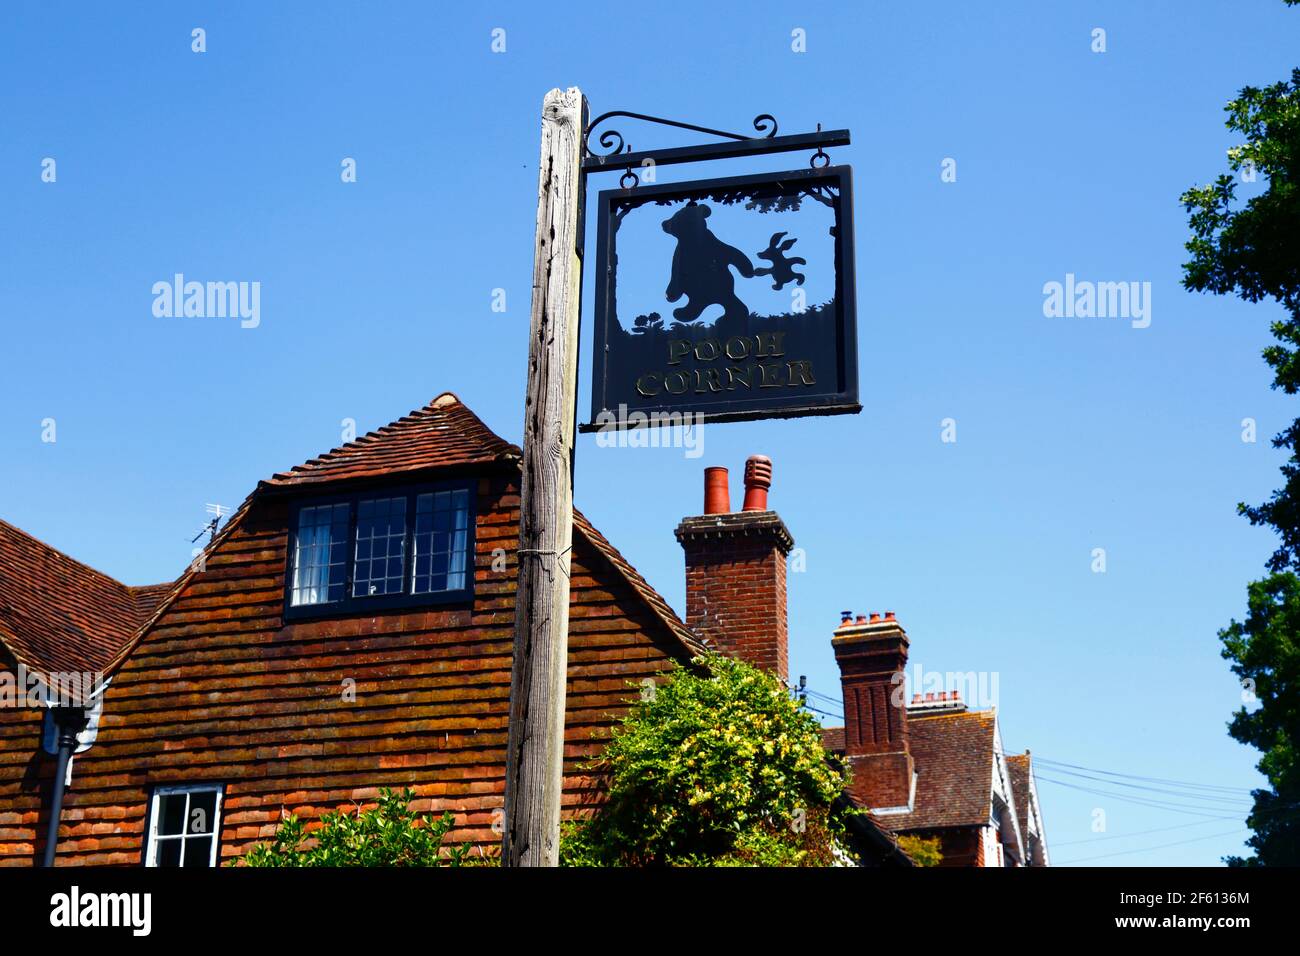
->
[753,232,806,291]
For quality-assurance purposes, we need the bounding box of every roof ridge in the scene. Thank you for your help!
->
[260,393,520,490]
[0,516,159,682]
[572,507,702,656]
[0,516,134,595]
[127,582,173,594]
[912,708,992,722]
[103,489,258,677]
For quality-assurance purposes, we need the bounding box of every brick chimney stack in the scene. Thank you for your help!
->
[675,456,793,682]
[833,610,914,811]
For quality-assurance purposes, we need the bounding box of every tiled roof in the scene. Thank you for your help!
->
[100,492,257,678]
[820,725,846,753]
[257,392,696,660]
[573,509,704,656]
[884,709,997,830]
[127,583,173,620]
[257,392,697,657]
[4,392,701,683]
[1005,752,1034,838]
[0,518,170,676]
[822,711,998,831]
[260,392,519,489]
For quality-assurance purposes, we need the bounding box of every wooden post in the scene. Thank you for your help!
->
[502,87,587,867]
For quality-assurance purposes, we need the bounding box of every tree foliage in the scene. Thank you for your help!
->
[560,653,848,866]
[240,787,476,867]
[1218,575,1300,866]
[1182,31,1300,863]
[1182,67,1300,571]
[896,833,944,867]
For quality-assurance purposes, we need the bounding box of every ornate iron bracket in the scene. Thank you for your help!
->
[585,111,778,159]
[582,110,849,175]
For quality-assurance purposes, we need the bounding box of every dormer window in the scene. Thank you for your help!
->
[286,482,474,617]
[290,503,350,605]
[353,496,408,597]
[412,488,471,593]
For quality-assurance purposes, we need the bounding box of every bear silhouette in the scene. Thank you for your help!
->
[661,203,754,323]
[754,231,806,291]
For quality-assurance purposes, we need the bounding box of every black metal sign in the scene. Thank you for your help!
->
[583,164,859,429]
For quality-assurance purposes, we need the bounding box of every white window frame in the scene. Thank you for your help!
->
[145,783,224,868]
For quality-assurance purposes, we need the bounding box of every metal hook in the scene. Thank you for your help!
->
[810,122,829,168]
[620,168,640,189]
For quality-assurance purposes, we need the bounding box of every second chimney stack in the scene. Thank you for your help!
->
[833,611,914,812]
[677,455,792,681]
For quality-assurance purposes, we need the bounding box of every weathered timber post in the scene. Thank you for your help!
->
[502,87,587,867]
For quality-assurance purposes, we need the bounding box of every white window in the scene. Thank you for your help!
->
[146,784,223,867]
[412,488,470,593]
[290,503,350,606]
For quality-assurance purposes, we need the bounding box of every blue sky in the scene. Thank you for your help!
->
[3,1,1298,865]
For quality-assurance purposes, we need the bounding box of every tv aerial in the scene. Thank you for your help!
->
[191,503,231,544]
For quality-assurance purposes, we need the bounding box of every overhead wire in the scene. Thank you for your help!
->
[793,683,1273,863]
[1053,827,1250,864]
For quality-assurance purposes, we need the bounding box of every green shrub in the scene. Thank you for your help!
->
[239,787,474,867]
[560,653,848,866]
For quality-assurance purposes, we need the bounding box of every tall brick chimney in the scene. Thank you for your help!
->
[675,456,793,682]
[834,610,914,811]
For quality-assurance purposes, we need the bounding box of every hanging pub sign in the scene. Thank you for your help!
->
[582,154,860,430]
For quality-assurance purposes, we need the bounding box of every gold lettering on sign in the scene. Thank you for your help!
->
[635,332,816,398]
[754,331,785,358]
[786,360,816,386]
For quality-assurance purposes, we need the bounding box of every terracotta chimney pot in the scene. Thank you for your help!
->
[741,455,773,512]
[703,467,730,515]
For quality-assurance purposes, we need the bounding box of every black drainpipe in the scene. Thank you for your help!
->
[42,706,88,868]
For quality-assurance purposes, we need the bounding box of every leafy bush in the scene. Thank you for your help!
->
[896,833,943,867]
[240,787,475,867]
[560,653,848,866]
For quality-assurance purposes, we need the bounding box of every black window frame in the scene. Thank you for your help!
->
[283,479,476,620]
